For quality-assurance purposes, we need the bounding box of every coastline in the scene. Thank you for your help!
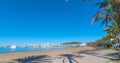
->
[0,46,81,54]
[0,46,94,56]
[0,46,116,63]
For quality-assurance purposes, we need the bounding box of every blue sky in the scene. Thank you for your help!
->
[0,0,106,46]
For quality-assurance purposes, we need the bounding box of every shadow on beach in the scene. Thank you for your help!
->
[58,54,84,63]
[74,49,120,60]
[14,55,53,63]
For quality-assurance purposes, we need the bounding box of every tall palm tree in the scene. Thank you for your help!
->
[91,0,120,32]
[82,0,120,58]
[88,0,120,46]
[82,0,120,44]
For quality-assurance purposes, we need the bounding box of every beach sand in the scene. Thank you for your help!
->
[0,46,117,63]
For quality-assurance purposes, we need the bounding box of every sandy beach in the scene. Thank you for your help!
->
[0,46,118,63]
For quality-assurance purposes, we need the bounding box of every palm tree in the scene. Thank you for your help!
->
[91,0,120,32]
[93,21,119,47]
[106,21,119,38]
[88,0,120,47]
[82,0,120,59]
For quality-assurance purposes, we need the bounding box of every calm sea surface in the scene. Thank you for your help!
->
[0,46,78,54]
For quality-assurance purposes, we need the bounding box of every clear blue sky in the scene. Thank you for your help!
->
[0,0,106,46]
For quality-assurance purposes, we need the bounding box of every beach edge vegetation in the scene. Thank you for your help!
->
[82,0,120,61]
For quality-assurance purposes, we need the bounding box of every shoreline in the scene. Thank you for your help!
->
[0,47,82,54]
[0,46,115,63]
[0,46,94,55]
[0,46,94,60]
[0,46,82,54]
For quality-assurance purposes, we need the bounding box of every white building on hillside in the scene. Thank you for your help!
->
[10,45,17,49]
[80,43,86,47]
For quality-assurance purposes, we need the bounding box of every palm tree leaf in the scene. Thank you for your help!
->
[99,2,108,8]
[91,11,99,24]
[94,2,103,6]
[100,19,106,27]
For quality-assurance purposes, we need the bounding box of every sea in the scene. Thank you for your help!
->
[0,46,79,54]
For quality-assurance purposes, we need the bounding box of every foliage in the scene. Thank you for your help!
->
[91,0,120,32]
[106,21,119,38]
[86,42,94,46]
[82,0,120,48]
[82,0,120,60]
[109,59,120,63]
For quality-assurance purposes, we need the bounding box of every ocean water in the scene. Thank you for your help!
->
[0,46,78,54]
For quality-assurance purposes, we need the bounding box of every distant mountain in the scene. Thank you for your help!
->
[62,41,81,45]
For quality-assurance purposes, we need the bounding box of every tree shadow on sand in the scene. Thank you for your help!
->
[13,55,53,63]
[106,52,120,60]
[59,54,84,63]
[74,49,120,60]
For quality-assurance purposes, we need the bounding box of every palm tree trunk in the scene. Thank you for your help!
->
[117,10,120,33]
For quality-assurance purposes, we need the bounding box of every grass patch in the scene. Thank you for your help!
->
[108,59,120,63]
